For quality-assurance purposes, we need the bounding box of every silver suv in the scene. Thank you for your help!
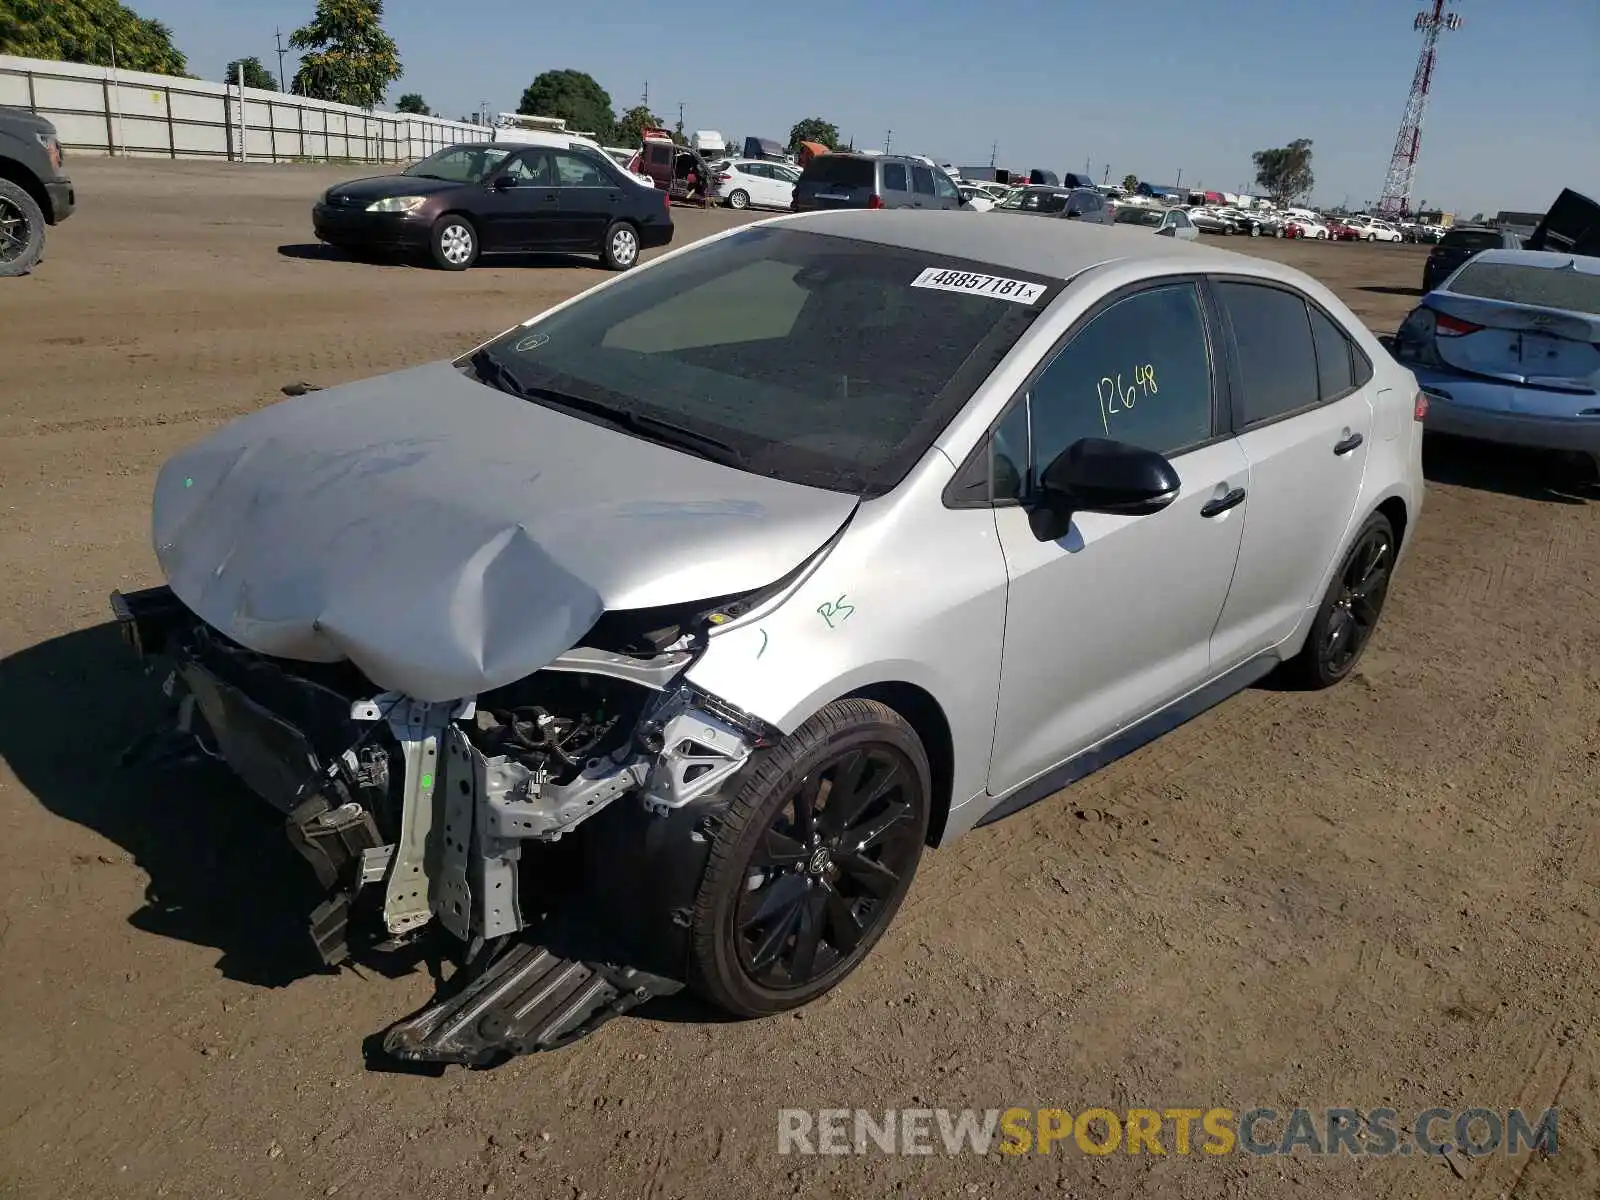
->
[792,152,963,211]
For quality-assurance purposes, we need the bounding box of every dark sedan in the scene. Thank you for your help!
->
[313,142,674,271]
[1421,225,1522,291]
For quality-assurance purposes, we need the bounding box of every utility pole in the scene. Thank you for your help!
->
[1175,167,1182,188]
[884,129,892,152]
[274,27,289,92]
[1102,164,1110,184]
[989,141,997,168]
[642,81,649,109]
[678,100,685,132]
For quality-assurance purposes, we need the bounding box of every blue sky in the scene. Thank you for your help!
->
[144,0,1597,215]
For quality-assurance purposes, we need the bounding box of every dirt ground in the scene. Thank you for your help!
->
[1,159,1595,1200]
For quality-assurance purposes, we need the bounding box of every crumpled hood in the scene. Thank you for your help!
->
[153,360,858,701]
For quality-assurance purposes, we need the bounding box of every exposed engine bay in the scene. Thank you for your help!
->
[109,582,779,1066]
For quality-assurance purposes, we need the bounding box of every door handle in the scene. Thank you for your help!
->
[1200,487,1246,518]
[1333,432,1364,455]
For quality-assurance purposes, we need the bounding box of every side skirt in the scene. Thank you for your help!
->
[974,654,1280,829]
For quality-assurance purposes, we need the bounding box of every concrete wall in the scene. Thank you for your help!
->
[0,54,491,163]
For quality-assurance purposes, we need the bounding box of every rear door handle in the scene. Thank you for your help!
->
[1334,432,1364,455]
[1200,487,1246,518]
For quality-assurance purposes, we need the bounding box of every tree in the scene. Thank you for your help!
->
[1121,173,1139,192]
[289,0,403,110]
[787,117,838,151]
[614,104,661,146]
[396,93,430,115]
[0,0,188,75]
[1251,138,1315,205]
[225,56,278,90]
[517,69,615,142]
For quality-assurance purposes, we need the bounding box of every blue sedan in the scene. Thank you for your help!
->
[1392,248,1600,473]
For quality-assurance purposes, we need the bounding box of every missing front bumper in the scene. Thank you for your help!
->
[109,587,756,1063]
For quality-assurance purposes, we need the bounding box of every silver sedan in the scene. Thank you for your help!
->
[114,212,1426,1064]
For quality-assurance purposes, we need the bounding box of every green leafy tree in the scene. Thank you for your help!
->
[517,69,615,141]
[1121,173,1139,192]
[0,0,188,75]
[224,56,278,90]
[614,104,661,146]
[395,92,430,114]
[289,0,403,110]
[1250,138,1315,205]
[787,116,838,151]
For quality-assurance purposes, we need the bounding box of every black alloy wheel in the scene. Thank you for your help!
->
[736,746,921,988]
[1286,512,1396,688]
[0,179,46,277]
[687,698,930,1016]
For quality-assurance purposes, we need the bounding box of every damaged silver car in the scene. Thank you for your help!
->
[113,212,1422,1065]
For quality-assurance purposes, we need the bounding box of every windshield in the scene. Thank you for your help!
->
[467,227,1060,496]
[1114,207,1164,227]
[404,144,515,183]
[1446,260,1600,316]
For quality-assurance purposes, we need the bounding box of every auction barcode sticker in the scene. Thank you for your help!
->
[910,267,1048,305]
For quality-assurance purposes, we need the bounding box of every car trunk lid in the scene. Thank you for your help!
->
[1426,293,1599,395]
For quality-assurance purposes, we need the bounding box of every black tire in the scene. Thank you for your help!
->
[727,189,750,210]
[0,178,46,277]
[1284,511,1396,689]
[687,698,931,1017]
[600,220,640,270]
[1366,232,1376,242]
[429,214,477,270]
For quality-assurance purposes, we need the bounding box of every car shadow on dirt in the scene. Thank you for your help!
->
[1358,284,1424,297]
[1424,434,1600,504]
[0,621,430,989]
[276,244,610,271]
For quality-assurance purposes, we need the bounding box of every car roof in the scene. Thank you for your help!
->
[775,209,1308,285]
[1453,247,1600,273]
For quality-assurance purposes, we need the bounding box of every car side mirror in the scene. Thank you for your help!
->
[490,175,516,191]
[1027,438,1181,541]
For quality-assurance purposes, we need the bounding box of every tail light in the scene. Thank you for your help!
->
[717,172,732,182]
[866,193,885,210]
[1433,312,1482,337]
[1413,390,1429,421]
[662,191,670,212]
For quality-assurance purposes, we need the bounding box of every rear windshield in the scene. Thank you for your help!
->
[801,157,875,188]
[1447,261,1600,316]
[472,227,1060,496]
[1440,229,1504,251]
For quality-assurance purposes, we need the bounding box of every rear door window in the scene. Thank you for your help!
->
[1215,281,1320,427]
[912,165,936,196]
[1308,306,1356,398]
[881,162,909,192]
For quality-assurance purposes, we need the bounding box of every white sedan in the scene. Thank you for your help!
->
[714,159,801,210]
[1358,218,1403,243]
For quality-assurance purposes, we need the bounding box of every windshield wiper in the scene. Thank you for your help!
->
[467,349,747,468]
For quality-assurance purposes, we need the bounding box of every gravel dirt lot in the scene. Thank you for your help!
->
[1,159,1596,1200]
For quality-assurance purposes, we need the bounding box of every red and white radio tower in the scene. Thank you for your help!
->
[1376,0,1463,216]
